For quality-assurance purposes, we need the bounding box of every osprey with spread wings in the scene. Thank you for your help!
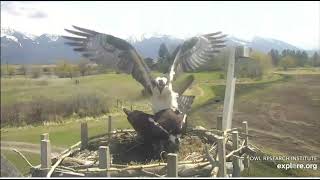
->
[63,26,226,149]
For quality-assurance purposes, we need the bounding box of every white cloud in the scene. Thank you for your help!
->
[1,1,319,49]
[1,1,48,18]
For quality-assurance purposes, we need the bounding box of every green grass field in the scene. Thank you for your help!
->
[1,150,40,176]
[1,68,319,177]
[1,73,144,106]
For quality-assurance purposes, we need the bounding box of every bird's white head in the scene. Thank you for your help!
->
[154,77,168,94]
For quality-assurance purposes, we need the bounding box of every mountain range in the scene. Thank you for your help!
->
[0,27,315,64]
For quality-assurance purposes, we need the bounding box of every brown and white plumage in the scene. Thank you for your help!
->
[168,32,227,82]
[166,32,227,114]
[63,26,226,146]
[63,25,154,95]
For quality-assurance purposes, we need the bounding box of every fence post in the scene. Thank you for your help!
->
[242,121,250,168]
[232,131,240,177]
[116,99,119,108]
[41,133,49,141]
[217,136,226,177]
[40,137,51,176]
[81,122,88,150]
[167,153,178,177]
[108,116,112,141]
[99,146,111,177]
[217,115,223,131]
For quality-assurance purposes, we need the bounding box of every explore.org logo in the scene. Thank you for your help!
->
[277,163,318,170]
[248,155,319,170]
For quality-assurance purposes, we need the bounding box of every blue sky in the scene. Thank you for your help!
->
[1,1,319,49]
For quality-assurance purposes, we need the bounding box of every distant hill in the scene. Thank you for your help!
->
[1,27,315,64]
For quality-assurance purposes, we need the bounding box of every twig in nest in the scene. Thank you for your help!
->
[160,151,166,162]
[12,149,35,168]
[209,143,217,152]
[57,166,76,172]
[188,143,217,161]
[140,169,162,177]
[126,132,135,138]
[183,154,192,161]
[231,154,244,159]
[47,149,73,177]
[204,145,217,169]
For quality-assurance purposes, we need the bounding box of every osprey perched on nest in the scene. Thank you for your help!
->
[63,26,226,150]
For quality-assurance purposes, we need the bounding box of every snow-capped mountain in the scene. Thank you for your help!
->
[249,36,300,52]
[0,27,312,64]
[1,27,80,64]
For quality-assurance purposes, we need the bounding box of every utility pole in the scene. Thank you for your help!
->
[222,46,250,131]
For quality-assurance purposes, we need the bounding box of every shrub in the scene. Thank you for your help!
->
[279,55,296,70]
[30,67,42,79]
[235,50,272,79]
[0,92,111,127]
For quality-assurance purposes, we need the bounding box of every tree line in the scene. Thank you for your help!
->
[1,45,319,79]
[1,59,111,78]
[269,49,320,70]
[145,43,320,79]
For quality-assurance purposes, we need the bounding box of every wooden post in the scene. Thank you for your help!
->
[81,122,88,150]
[222,47,236,131]
[116,99,119,108]
[99,146,111,177]
[130,104,133,111]
[41,133,49,141]
[217,115,223,131]
[167,153,178,177]
[242,121,250,168]
[40,139,51,176]
[108,116,112,141]
[232,131,240,177]
[217,136,226,177]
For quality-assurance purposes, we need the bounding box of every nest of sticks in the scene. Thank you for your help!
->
[44,127,254,177]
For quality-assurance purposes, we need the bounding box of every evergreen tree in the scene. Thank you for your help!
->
[268,49,281,66]
[312,52,320,67]
[157,43,171,73]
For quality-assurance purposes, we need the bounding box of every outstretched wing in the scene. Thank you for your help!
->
[168,32,227,83]
[177,95,195,114]
[63,25,154,95]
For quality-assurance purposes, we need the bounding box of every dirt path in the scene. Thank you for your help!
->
[193,74,320,156]
[1,141,65,155]
[195,85,205,96]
